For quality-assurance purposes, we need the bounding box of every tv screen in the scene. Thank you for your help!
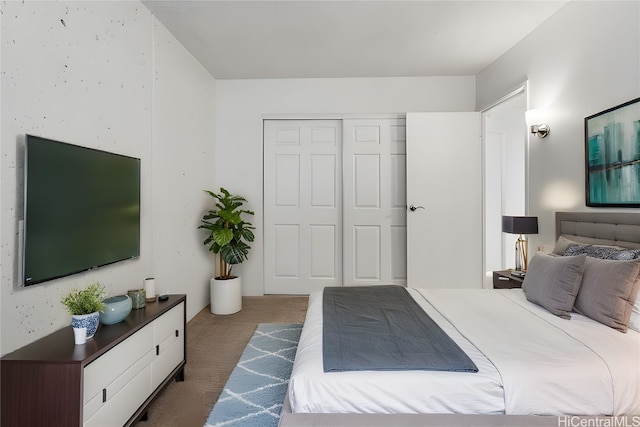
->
[23,135,140,286]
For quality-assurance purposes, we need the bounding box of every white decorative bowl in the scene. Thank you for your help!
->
[100,295,133,325]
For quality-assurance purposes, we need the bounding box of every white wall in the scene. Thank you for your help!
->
[1,2,215,355]
[477,0,640,254]
[151,18,216,321]
[215,76,476,295]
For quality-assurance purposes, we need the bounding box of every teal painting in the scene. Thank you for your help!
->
[585,98,640,207]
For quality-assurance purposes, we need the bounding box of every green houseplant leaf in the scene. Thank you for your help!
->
[61,283,106,315]
[199,188,255,279]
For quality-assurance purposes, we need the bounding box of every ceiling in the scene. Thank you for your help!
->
[142,0,569,80]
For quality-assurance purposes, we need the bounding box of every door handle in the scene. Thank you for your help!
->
[408,204,425,212]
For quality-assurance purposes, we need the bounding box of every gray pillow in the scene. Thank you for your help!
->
[552,236,581,255]
[574,257,640,332]
[522,253,587,319]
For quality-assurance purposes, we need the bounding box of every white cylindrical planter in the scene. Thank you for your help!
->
[210,276,242,315]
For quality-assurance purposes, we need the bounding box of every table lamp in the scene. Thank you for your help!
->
[502,216,538,274]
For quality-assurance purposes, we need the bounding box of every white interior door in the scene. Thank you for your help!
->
[264,120,342,294]
[342,119,407,286]
[406,112,482,289]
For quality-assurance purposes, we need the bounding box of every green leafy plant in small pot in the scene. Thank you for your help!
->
[61,283,106,339]
[199,187,254,314]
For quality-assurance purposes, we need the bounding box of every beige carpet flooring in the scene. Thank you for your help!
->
[139,295,309,427]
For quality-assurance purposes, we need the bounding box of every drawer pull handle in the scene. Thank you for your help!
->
[102,388,107,403]
[175,330,179,337]
[156,344,160,356]
[498,277,509,281]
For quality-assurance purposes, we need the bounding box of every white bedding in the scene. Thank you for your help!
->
[288,287,640,416]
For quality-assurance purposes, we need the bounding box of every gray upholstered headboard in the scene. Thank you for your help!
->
[555,212,640,249]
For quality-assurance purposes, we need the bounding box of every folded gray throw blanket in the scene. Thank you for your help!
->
[323,285,478,373]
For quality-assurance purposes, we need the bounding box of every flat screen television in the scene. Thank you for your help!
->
[22,135,140,286]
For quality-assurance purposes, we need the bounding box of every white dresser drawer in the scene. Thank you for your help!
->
[151,302,185,390]
[83,348,155,423]
[154,302,184,345]
[152,328,184,390]
[83,323,154,406]
[83,362,153,427]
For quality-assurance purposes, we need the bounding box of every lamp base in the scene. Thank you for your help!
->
[515,235,529,272]
[511,270,526,278]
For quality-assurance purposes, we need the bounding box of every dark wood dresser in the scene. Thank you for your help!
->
[1,294,186,427]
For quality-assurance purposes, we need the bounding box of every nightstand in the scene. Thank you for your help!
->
[492,270,524,289]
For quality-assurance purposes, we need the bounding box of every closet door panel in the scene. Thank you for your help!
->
[264,120,342,294]
[343,118,407,286]
[264,117,406,294]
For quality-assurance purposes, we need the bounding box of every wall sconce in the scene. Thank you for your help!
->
[526,108,550,139]
[530,123,550,138]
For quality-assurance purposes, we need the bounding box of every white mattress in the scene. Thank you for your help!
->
[288,287,640,415]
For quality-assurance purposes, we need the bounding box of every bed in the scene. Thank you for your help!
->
[279,212,640,426]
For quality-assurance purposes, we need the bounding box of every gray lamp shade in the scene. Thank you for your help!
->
[502,216,538,235]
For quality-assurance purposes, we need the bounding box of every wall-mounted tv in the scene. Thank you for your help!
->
[22,135,141,286]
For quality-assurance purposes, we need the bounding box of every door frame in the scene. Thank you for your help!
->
[480,82,530,287]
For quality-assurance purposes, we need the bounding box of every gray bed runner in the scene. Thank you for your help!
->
[323,285,478,373]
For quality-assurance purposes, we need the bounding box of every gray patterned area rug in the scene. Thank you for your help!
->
[205,323,302,427]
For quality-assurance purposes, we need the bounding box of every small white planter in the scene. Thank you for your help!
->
[73,327,87,345]
[210,276,242,315]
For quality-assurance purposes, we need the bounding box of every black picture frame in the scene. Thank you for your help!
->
[585,97,640,207]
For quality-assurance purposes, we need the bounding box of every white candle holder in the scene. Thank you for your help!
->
[144,277,157,302]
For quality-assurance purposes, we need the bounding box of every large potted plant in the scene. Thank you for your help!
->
[199,187,255,314]
[61,283,106,341]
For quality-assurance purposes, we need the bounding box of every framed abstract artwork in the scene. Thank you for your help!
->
[585,97,640,207]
